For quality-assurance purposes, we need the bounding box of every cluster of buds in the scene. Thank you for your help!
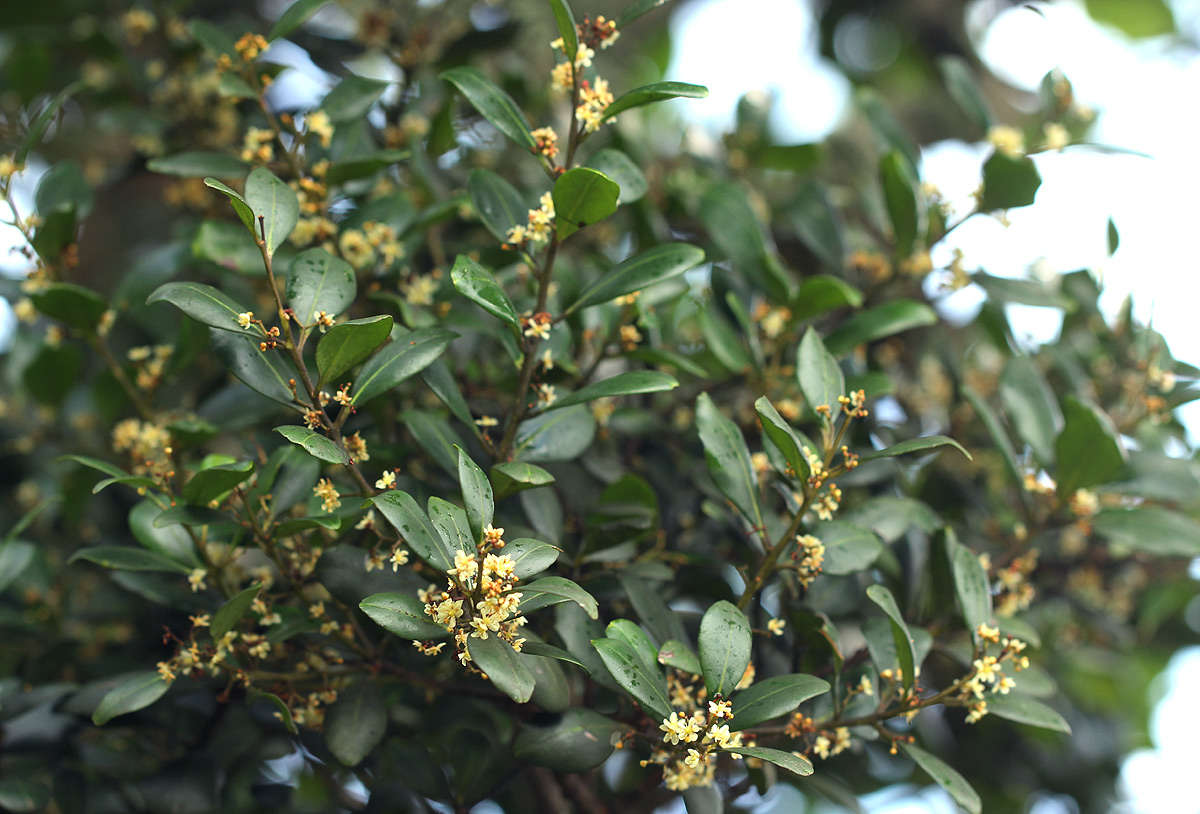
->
[577,15,620,50]
[505,193,556,248]
[791,534,825,588]
[531,126,559,159]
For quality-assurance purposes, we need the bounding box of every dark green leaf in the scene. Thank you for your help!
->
[30,282,106,332]
[698,600,752,697]
[211,332,296,404]
[938,56,991,132]
[360,592,450,639]
[591,637,672,719]
[372,490,459,571]
[866,584,915,690]
[0,779,49,813]
[1107,217,1120,255]
[422,361,477,430]
[657,639,702,675]
[468,168,528,242]
[0,541,36,594]
[700,182,790,300]
[181,460,254,504]
[514,709,621,772]
[24,343,80,405]
[860,435,972,462]
[321,75,390,121]
[901,743,981,814]
[275,426,349,464]
[723,746,813,777]
[566,243,705,315]
[405,410,465,476]
[698,305,752,373]
[270,0,331,40]
[603,81,709,119]
[520,576,599,619]
[792,274,862,320]
[211,582,262,639]
[824,299,937,355]
[189,20,237,57]
[606,619,659,672]
[548,370,678,411]
[245,167,299,256]
[696,393,762,529]
[204,177,256,235]
[450,254,519,327]
[147,281,257,336]
[986,693,1071,733]
[797,327,844,414]
[70,545,192,575]
[441,66,536,150]
[945,531,992,637]
[286,247,356,326]
[324,681,387,765]
[248,688,298,734]
[490,462,555,500]
[880,150,920,256]
[553,167,619,239]
[755,396,811,481]
[731,673,830,731]
[468,636,536,702]
[548,0,578,62]
[585,148,648,203]
[791,182,844,270]
[16,82,82,165]
[1092,507,1200,556]
[616,0,670,26]
[522,640,586,669]
[147,152,247,177]
[502,538,561,579]
[316,315,394,384]
[514,404,596,462]
[457,447,493,545]
[963,385,1022,485]
[980,151,1042,211]
[999,356,1062,465]
[192,218,264,273]
[92,671,170,725]
[325,150,409,185]
[815,521,883,575]
[352,326,458,405]
[1054,396,1125,496]
[619,573,688,645]
[36,160,92,217]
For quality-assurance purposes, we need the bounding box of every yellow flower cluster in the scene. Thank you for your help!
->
[306,110,334,148]
[654,697,746,791]
[792,534,824,588]
[988,124,1025,158]
[531,126,559,159]
[576,78,614,133]
[959,630,1029,724]
[505,192,556,247]
[111,418,173,480]
[241,127,275,163]
[313,478,341,513]
[126,344,173,391]
[813,726,851,759]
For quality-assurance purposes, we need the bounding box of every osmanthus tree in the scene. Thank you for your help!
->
[0,0,1196,811]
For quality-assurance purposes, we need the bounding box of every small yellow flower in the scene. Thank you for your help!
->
[314,478,341,512]
[988,125,1025,158]
[375,470,396,490]
[187,568,207,592]
[306,110,334,148]
[767,618,786,636]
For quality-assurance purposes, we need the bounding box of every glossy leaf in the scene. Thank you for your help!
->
[316,315,394,384]
[450,254,519,327]
[792,182,845,270]
[548,0,578,62]
[901,743,981,814]
[204,177,256,237]
[547,370,678,411]
[360,592,450,639]
[606,619,659,672]
[567,243,705,315]
[352,327,458,405]
[797,328,844,414]
[792,274,862,320]
[513,709,621,772]
[591,637,673,719]
[372,490,460,571]
[321,75,390,121]
[182,460,254,504]
[585,148,648,203]
[468,636,535,703]
[859,435,972,462]
[513,404,596,462]
[30,282,106,333]
[275,426,349,464]
[147,151,247,177]
[755,396,810,480]
[938,56,991,132]
[468,168,528,242]
[553,167,620,239]
[999,356,1062,465]
[815,521,883,575]
[146,282,257,336]
[520,576,599,618]
[457,447,494,545]
[441,67,536,150]
[1054,396,1125,496]
[723,746,813,777]
[286,248,356,326]
[880,150,920,256]
[324,681,387,765]
[210,332,296,404]
[211,582,262,640]
[824,299,937,355]
[502,538,561,580]
[730,673,830,731]
[696,393,763,529]
[244,167,300,256]
[866,584,915,690]
[657,639,702,675]
[270,0,331,40]
[522,640,586,669]
[603,81,709,120]
[92,671,170,725]
[70,545,192,575]
[945,531,992,637]
[490,462,555,499]
[698,600,752,697]
[325,150,409,186]
[986,693,1071,733]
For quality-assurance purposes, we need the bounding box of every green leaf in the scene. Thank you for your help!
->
[60,454,126,478]
[1054,396,1125,496]
[275,426,349,465]
[566,243,705,315]
[70,545,192,575]
[218,72,257,99]
[860,435,972,462]
[963,385,1023,486]
[791,183,844,270]
[700,182,790,300]
[1083,0,1174,38]
[316,315,394,384]
[204,177,256,235]
[502,538,561,580]
[457,447,494,545]
[321,75,390,121]
[731,674,830,731]
[1107,217,1120,255]
[450,254,519,327]
[147,281,257,336]
[192,219,263,274]
[36,160,93,217]
[657,639,702,675]
[585,148,648,203]
[591,637,672,719]
[468,636,536,703]
[999,356,1062,465]
[945,531,992,637]
[441,66,536,150]
[698,306,752,374]
[421,361,477,430]
[29,282,106,332]
[92,671,170,725]
[182,460,254,504]
[245,167,300,256]
[547,370,678,411]
[0,780,49,813]
[606,619,659,672]
[211,582,262,639]
[352,326,458,405]
[0,541,36,594]
[189,19,237,57]
[603,81,709,120]
[325,150,409,186]
[980,151,1042,211]
[211,332,296,404]
[698,600,752,698]
[548,0,579,62]
[520,576,599,619]
[514,404,596,462]
[405,410,466,476]
[824,299,937,355]
[514,709,621,772]
[360,592,450,639]
[755,396,810,481]
[553,167,620,239]
[985,693,1071,733]
[620,573,688,646]
[286,248,356,326]
[1092,507,1200,556]
[372,490,460,571]
[792,274,863,321]
[866,584,915,690]
[324,680,387,765]
[901,743,981,814]
[490,462,555,500]
[938,56,991,132]
[523,640,586,668]
[815,521,883,575]
[616,0,670,26]
[16,81,83,166]
[468,169,528,242]
[797,327,844,414]
[269,0,331,40]
[147,151,247,177]
[696,393,762,530]
[248,688,297,734]
[723,746,813,777]
[880,150,920,256]
[857,88,920,172]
